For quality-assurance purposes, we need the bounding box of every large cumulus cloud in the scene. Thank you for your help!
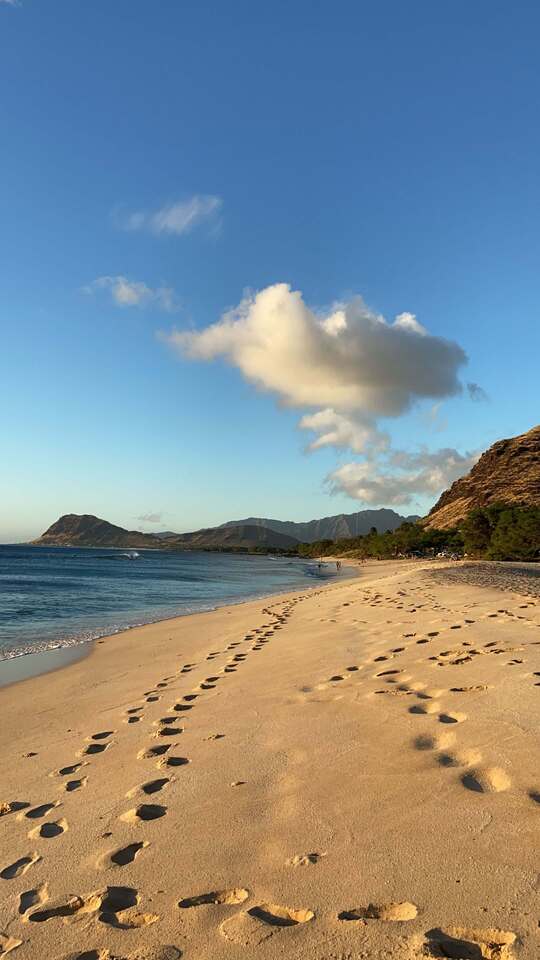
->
[164,283,479,508]
[166,283,466,416]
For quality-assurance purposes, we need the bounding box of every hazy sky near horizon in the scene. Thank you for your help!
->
[1,1,539,542]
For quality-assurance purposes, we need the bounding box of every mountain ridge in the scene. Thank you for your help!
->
[32,515,299,551]
[221,509,419,543]
[32,508,418,550]
[425,424,540,529]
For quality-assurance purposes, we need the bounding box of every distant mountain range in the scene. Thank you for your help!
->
[33,508,418,550]
[221,509,419,542]
[29,426,540,548]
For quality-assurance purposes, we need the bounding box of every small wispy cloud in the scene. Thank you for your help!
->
[466,381,488,402]
[83,275,179,312]
[1,1,21,6]
[299,409,389,456]
[328,447,480,507]
[137,512,163,524]
[115,195,222,236]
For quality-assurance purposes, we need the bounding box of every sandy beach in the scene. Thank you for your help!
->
[1,559,539,960]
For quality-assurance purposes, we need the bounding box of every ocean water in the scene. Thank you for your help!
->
[0,545,345,663]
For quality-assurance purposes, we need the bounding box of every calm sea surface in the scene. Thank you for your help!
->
[0,545,345,662]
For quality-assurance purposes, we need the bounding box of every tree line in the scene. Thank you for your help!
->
[297,504,540,562]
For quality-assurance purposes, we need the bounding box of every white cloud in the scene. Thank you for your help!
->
[166,283,466,416]
[84,276,179,312]
[165,282,483,510]
[329,448,479,506]
[116,195,222,236]
[137,512,163,523]
[0,1,21,6]
[299,409,389,455]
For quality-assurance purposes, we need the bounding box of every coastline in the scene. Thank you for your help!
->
[2,557,539,959]
[0,562,360,691]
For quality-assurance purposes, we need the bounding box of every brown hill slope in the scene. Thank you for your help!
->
[174,524,298,550]
[425,424,540,529]
[33,515,299,550]
[33,514,161,548]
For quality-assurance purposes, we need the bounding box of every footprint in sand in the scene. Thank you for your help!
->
[423,926,516,959]
[179,888,249,908]
[438,748,482,768]
[157,756,190,770]
[138,744,170,760]
[153,726,182,738]
[18,884,48,916]
[22,802,59,820]
[90,731,114,741]
[28,818,68,839]
[0,801,30,817]
[0,853,41,880]
[286,852,325,866]
[56,763,84,777]
[220,913,275,946]
[121,804,167,822]
[413,732,456,752]
[339,901,417,922]
[0,932,22,958]
[438,711,467,724]
[65,948,183,958]
[64,778,87,792]
[80,742,112,757]
[108,841,148,867]
[29,885,158,930]
[247,903,314,926]
[409,702,442,716]
[126,778,170,798]
[461,767,511,793]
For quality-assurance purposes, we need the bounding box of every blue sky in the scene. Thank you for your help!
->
[1,0,539,542]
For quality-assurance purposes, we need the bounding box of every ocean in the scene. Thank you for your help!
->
[0,544,345,664]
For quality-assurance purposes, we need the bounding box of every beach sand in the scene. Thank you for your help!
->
[1,559,539,960]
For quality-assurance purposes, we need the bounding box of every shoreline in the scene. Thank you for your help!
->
[4,557,538,693]
[0,563,360,691]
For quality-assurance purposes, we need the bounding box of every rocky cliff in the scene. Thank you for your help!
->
[425,425,540,529]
